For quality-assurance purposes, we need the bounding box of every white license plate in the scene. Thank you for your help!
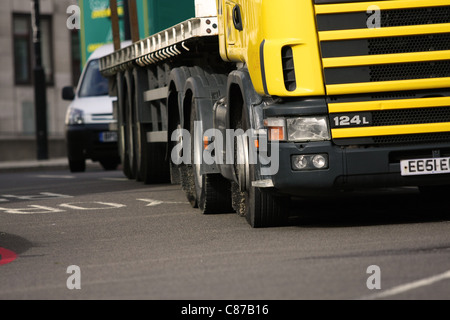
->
[401,157,450,176]
[99,132,118,143]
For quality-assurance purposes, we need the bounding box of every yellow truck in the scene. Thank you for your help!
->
[100,0,450,227]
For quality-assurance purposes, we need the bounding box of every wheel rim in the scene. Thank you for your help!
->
[193,119,203,189]
[173,124,183,165]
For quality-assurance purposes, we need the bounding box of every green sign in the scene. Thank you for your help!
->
[79,0,126,67]
[79,0,196,67]
[144,0,195,36]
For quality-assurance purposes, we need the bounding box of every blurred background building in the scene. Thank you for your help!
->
[0,0,196,161]
[0,0,78,161]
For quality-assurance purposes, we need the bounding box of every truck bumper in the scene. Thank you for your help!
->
[270,141,450,196]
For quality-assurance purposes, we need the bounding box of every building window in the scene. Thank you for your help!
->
[13,14,54,86]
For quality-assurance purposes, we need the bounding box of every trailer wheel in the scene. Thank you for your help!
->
[168,88,182,185]
[233,98,290,228]
[169,124,182,185]
[180,90,198,208]
[191,98,233,214]
[168,67,205,186]
[135,123,150,183]
[181,162,197,208]
[125,92,137,180]
[118,94,133,179]
[119,91,137,180]
[119,125,133,179]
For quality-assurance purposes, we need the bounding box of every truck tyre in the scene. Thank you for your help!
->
[246,167,290,228]
[169,67,205,191]
[140,131,170,184]
[135,122,165,184]
[177,68,206,208]
[191,97,233,214]
[119,123,133,179]
[125,91,137,180]
[168,87,182,185]
[117,79,134,180]
[169,124,182,185]
[133,116,170,183]
[149,142,171,183]
[234,100,290,228]
[181,91,198,208]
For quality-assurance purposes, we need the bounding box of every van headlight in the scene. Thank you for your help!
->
[286,116,330,142]
[66,108,85,125]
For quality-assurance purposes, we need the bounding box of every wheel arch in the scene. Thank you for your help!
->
[226,69,264,131]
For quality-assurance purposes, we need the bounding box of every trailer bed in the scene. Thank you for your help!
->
[99,17,219,77]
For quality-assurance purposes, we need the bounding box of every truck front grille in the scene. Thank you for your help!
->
[322,33,450,58]
[315,0,450,144]
[369,33,450,56]
[379,6,450,27]
[316,5,450,31]
[335,132,450,146]
[372,107,450,127]
[374,132,450,145]
[324,60,450,84]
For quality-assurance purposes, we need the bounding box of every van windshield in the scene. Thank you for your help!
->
[78,59,109,97]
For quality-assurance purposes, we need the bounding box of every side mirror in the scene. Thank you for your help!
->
[62,86,75,101]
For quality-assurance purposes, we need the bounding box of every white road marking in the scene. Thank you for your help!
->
[40,193,74,199]
[362,269,450,300]
[34,175,75,179]
[138,199,188,207]
[138,199,164,207]
[59,202,126,211]
[101,178,129,182]
[0,205,65,215]
[1,193,73,201]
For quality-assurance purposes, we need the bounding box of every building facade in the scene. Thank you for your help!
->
[0,0,79,160]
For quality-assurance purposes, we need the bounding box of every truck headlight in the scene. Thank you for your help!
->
[286,116,330,142]
[66,108,84,125]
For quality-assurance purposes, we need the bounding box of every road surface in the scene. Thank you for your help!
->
[0,165,449,303]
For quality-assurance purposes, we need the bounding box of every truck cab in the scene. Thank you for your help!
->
[99,0,450,228]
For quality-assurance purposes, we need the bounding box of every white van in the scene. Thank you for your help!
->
[62,42,129,173]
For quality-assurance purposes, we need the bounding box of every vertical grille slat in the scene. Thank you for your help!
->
[282,46,297,92]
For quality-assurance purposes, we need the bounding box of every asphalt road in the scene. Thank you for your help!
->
[0,164,449,302]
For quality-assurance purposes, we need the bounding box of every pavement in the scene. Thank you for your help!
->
[0,158,69,173]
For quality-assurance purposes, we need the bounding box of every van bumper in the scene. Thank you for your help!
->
[66,124,119,161]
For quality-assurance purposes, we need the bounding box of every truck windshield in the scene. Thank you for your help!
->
[78,59,109,97]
